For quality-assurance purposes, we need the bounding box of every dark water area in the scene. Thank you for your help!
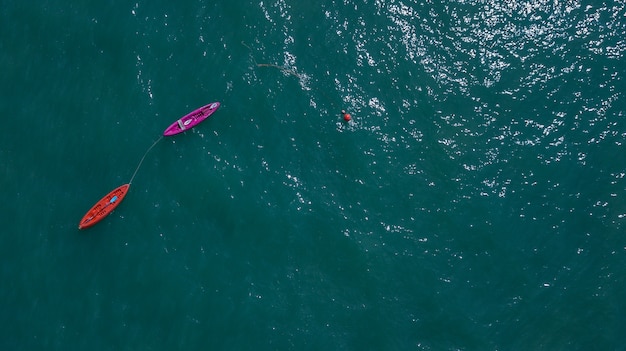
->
[1,0,625,349]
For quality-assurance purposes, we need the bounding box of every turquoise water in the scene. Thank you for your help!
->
[2,0,625,349]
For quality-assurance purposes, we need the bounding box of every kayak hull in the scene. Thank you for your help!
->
[163,102,220,136]
[78,184,130,230]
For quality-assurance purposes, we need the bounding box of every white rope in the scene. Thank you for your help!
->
[129,136,163,185]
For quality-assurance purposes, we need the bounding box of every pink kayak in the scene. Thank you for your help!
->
[163,102,220,136]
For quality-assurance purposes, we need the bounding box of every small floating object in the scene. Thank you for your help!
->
[163,102,221,136]
[341,109,351,122]
[78,184,130,230]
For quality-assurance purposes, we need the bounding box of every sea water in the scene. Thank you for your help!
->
[1,0,624,349]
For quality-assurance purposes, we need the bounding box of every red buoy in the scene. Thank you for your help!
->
[341,110,351,122]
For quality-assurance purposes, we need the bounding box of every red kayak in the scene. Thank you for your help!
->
[163,102,220,136]
[78,184,130,229]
